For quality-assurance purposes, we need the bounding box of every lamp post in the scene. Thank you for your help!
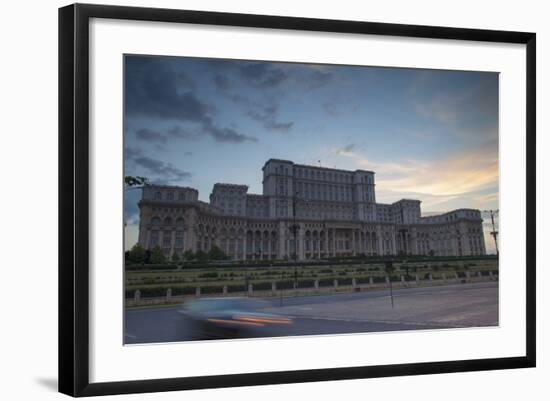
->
[385,260,395,309]
[291,192,300,292]
[482,209,499,256]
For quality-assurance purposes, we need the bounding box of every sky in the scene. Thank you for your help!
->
[124,55,499,253]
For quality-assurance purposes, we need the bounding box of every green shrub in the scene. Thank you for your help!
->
[198,272,219,279]
[318,278,334,287]
[125,264,178,271]
[200,285,223,294]
[339,278,353,285]
[252,282,272,291]
[298,279,314,288]
[172,287,196,296]
[277,280,295,290]
[227,284,246,293]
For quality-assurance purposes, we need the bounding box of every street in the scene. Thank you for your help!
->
[124,281,498,344]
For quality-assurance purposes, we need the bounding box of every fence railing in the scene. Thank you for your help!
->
[126,271,498,308]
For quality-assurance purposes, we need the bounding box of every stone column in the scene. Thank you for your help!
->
[187,209,197,252]
[367,232,372,255]
[157,231,163,251]
[298,227,305,260]
[377,226,383,256]
[332,228,337,256]
[170,230,176,258]
[251,231,255,260]
[391,229,396,256]
[259,233,264,260]
[278,222,285,259]
[318,234,322,259]
[411,228,418,255]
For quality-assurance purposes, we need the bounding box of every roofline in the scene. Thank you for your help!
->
[263,158,375,174]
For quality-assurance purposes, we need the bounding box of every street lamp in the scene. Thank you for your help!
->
[291,191,307,292]
[482,209,499,256]
[279,191,304,306]
[291,193,299,291]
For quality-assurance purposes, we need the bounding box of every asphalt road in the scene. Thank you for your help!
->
[124,281,498,344]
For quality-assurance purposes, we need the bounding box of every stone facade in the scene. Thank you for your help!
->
[137,159,486,260]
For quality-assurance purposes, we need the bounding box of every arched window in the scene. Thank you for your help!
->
[154,191,162,200]
[163,217,172,226]
[151,216,161,226]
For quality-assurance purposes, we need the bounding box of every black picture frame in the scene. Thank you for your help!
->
[59,3,536,397]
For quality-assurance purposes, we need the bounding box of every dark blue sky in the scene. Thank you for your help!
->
[124,55,499,251]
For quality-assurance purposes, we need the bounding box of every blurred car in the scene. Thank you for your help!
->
[179,297,292,339]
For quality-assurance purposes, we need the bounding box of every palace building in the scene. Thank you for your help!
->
[136,159,486,260]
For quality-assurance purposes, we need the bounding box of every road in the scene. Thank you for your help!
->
[124,281,498,344]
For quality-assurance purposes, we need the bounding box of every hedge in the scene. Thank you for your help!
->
[200,285,224,294]
[126,264,178,271]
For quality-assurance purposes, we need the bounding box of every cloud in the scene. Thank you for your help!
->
[212,69,294,132]
[166,125,200,140]
[246,104,294,132]
[125,56,256,144]
[213,74,230,90]
[336,144,358,155]
[133,156,192,182]
[125,57,211,122]
[124,189,141,225]
[135,128,167,144]
[125,146,192,184]
[202,120,258,143]
[305,69,334,90]
[334,139,498,206]
[239,63,289,88]
[322,102,339,117]
[410,71,499,133]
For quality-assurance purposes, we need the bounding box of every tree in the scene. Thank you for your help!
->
[124,176,150,190]
[171,252,180,264]
[150,246,166,264]
[428,249,435,257]
[182,250,195,261]
[208,245,228,261]
[194,250,208,262]
[144,249,152,264]
[128,244,146,264]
